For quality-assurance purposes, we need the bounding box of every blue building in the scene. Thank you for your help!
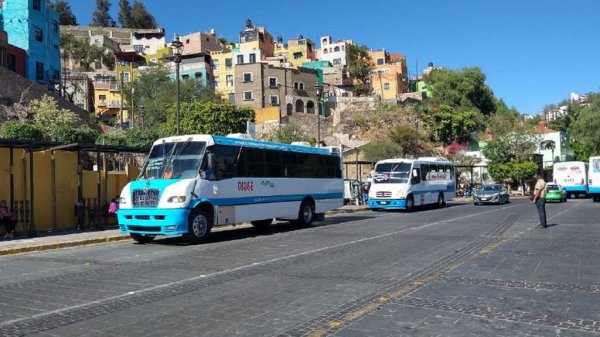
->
[0,0,61,88]
[168,53,213,89]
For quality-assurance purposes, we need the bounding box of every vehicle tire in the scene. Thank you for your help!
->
[437,193,445,208]
[295,200,315,227]
[405,195,414,212]
[251,218,273,230]
[130,233,155,244]
[184,208,212,244]
[474,202,479,206]
[567,192,573,199]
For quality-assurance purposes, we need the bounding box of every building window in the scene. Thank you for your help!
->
[35,28,43,42]
[244,91,253,101]
[249,53,256,64]
[182,74,190,80]
[271,96,279,105]
[52,20,58,33]
[228,93,236,103]
[243,72,253,82]
[383,83,390,90]
[213,76,220,87]
[268,77,277,88]
[99,95,107,101]
[226,75,233,87]
[334,46,340,52]
[293,82,299,89]
[7,54,16,72]
[212,60,219,71]
[341,45,345,51]
[195,72,202,79]
[377,58,385,65]
[332,59,341,66]
[237,55,244,64]
[293,52,303,60]
[299,83,304,90]
[35,62,44,81]
[150,58,157,63]
[120,72,130,82]
[32,0,40,10]
[225,58,232,69]
[94,60,101,70]
[323,49,328,54]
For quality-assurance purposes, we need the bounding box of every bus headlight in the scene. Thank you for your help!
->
[167,196,187,203]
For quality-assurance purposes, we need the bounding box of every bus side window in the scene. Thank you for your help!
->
[411,168,421,185]
[421,164,429,181]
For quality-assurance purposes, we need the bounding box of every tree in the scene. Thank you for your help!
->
[91,0,115,27]
[263,123,312,144]
[346,44,373,96]
[61,33,114,72]
[130,0,157,29]
[1,122,45,141]
[159,102,254,137]
[569,93,600,161]
[29,95,82,134]
[50,0,78,25]
[426,67,496,116]
[49,126,99,144]
[422,104,484,145]
[362,124,432,162]
[118,0,133,28]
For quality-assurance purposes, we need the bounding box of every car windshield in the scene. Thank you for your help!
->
[373,162,411,184]
[139,140,206,180]
[548,185,560,191]
[481,185,501,192]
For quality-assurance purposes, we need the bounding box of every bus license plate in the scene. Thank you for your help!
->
[380,201,388,205]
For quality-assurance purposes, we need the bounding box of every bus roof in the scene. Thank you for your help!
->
[375,157,453,165]
[152,134,337,155]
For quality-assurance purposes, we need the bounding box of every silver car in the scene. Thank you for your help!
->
[473,184,510,205]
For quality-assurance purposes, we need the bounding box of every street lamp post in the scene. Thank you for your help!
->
[171,35,184,135]
[315,85,323,147]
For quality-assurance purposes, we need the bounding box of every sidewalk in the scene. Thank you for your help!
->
[0,205,369,256]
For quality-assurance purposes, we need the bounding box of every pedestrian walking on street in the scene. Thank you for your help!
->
[532,174,548,228]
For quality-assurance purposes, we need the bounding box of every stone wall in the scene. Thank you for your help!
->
[330,96,379,133]
[0,67,91,123]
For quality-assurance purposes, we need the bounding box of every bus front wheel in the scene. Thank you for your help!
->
[184,209,212,244]
[405,195,414,212]
[295,200,315,227]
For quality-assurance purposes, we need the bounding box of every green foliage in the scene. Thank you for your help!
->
[422,104,484,145]
[91,0,115,27]
[29,95,82,134]
[49,126,99,144]
[346,44,373,95]
[50,0,78,25]
[482,133,539,164]
[1,122,45,141]
[130,0,157,29]
[61,33,114,71]
[426,67,496,115]
[362,139,402,162]
[569,93,600,161]
[263,123,312,144]
[122,128,159,148]
[487,161,538,182]
[96,129,127,146]
[118,0,133,28]
[159,102,254,137]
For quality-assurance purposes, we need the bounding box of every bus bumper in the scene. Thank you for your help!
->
[117,208,190,236]
[368,198,406,210]
[564,186,588,193]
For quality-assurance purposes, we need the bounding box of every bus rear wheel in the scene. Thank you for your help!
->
[184,209,212,244]
[130,233,155,244]
[295,200,315,227]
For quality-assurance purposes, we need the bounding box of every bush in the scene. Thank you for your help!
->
[49,126,99,144]
[1,122,45,141]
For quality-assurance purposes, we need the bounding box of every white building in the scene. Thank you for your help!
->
[316,36,352,67]
[533,121,572,168]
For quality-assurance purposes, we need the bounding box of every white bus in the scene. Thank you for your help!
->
[367,157,455,211]
[117,134,343,243]
[553,161,588,198]
[589,156,600,202]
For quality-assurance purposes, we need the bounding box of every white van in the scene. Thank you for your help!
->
[588,157,600,202]
[553,161,588,198]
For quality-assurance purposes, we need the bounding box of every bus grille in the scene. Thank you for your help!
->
[133,188,160,207]
[376,191,392,198]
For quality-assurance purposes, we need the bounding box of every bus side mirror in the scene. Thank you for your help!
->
[412,169,419,178]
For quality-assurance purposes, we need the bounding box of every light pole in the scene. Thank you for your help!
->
[315,84,323,147]
[171,35,184,135]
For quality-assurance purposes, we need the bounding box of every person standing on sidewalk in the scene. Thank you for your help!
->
[532,174,548,228]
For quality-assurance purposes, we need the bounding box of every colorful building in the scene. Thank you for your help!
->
[236,19,274,65]
[369,49,408,101]
[210,47,237,102]
[285,35,316,68]
[0,0,61,87]
[317,35,352,67]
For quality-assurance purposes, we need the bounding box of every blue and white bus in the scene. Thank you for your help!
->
[588,156,600,202]
[553,161,588,198]
[117,134,343,243]
[367,157,455,211]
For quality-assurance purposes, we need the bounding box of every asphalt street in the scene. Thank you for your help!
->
[0,198,599,337]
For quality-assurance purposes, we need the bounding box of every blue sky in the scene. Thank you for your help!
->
[69,0,600,115]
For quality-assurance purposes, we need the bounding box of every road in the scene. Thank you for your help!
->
[0,198,599,337]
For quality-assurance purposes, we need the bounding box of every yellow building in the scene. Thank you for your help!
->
[237,21,275,62]
[369,50,408,101]
[210,47,236,101]
[286,36,316,68]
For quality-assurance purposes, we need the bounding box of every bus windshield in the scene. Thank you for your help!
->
[373,162,411,184]
[139,141,206,180]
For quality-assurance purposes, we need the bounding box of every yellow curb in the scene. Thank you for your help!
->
[0,235,131,256]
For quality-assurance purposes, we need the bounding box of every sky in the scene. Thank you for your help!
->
[69,0,600,115]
